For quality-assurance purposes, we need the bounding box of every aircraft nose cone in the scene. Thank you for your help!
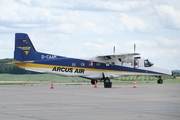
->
[168,70,172,76]
[162,68,172,76]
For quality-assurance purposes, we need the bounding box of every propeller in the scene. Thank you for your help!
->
[113,46,115,54]
[133,44,136,69]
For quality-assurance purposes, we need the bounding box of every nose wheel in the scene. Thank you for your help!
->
[91,80,97,85]
[157,76,163,84]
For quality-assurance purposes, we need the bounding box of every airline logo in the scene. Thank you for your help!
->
[17,39,30,55]
[23,39,28,44]
[17,46,31,55]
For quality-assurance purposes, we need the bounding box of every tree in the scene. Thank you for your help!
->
[0,58,38,74]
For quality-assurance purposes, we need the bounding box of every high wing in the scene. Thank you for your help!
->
[97,53,140,63]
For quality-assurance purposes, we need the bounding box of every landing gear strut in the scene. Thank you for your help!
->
[157,76,163,84]
[102,73,112,88]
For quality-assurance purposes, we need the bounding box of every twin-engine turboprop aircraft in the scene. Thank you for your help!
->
[12,33,172,88]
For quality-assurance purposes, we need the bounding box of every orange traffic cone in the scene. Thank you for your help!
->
[133,80,137,88]
[50,82,54,89]
[94,81,97,88]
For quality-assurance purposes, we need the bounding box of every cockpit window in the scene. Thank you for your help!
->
[144,59,154,67]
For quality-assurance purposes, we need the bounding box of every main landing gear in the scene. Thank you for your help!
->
[90,73,112,88]
[157,76,163,84]
[102,73,112,88]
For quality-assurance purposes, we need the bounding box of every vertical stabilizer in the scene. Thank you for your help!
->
[14,33,65,61]
[14,33,39,61]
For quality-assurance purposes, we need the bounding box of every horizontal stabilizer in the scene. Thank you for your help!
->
[25,68,46,73]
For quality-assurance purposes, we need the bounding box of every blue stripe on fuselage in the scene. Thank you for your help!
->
[34,57,162,75]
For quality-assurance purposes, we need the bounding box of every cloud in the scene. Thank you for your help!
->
[118,14,152,32]
[82,22,106,34]
[0,0,67,23]
[47,24,76,33]
[98,0,150,11]
[156,37,180,47]
[125,40,158,48]
[12,24,40,28]
[154,5,180,29]
[0,26,22,33]
[71,0,150,12]
[0,26,13,33]
[0,40,3,46]
[84,40,119,55]
[96,38,104,43]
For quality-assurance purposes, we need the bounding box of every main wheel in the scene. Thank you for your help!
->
[91,80,97,85]
[104,77,112,88]
[104,82,112,88]
[157,79,163,84]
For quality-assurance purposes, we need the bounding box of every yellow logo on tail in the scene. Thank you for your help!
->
[17,46,31,55]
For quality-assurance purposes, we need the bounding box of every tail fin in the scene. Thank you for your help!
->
[14,33,39,61]
[14,33,63,61]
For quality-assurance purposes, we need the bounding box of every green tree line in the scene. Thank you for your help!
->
[0,58,37,74]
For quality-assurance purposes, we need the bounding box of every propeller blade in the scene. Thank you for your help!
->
[113,46,115,53]
[133,44,136,69]
[134,44,136,53]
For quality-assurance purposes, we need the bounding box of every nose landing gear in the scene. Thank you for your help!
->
[157,76,163,84]
[91,80,98,85]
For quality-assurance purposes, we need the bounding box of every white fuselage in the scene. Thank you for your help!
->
[15,57,172,80]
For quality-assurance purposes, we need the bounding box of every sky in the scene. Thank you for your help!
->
[0,0,180,70]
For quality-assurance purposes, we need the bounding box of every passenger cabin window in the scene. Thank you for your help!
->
[106,62,110,66]
[89,60,93,67]
[144,59,153,67]
[72,62,76,66]
[81,62,85,66]
[96,62,101,66]
[111,62,115,66]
